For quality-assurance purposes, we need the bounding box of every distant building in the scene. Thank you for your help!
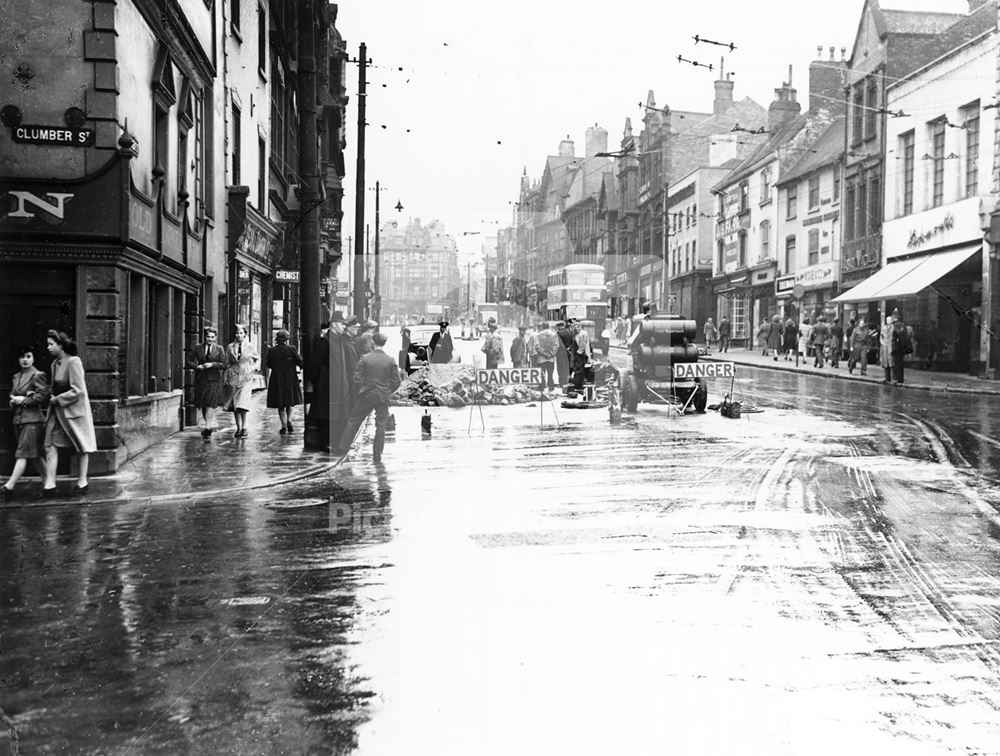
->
[711,68,842,345]
[379,218,461,324]
[632,64,766,312]
[774,117,845,324]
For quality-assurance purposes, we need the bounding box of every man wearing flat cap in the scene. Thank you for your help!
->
[355,319,378,356]
[429,321,454,364]
[481,317,503,369]
[510,325,529,368]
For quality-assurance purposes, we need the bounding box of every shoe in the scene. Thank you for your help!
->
[286,423,294,432]
[71,485,88,496]
[861,371,867,376]
[279,426,287,435]
[234,430,241,439]
[37,486,59,499]
[239,429,248,437]
[773,356,778,361]
[201,428,211,438]
[1,486,14,502]
[882,379,890,384]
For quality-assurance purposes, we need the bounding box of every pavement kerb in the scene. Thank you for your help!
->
[606,345,1000,397]
[5,453,349,509]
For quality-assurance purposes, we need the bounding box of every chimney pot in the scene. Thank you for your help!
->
[817,45,823,58]
[829,46,835,61]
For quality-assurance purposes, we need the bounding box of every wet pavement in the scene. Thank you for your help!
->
[5,352,1000,753]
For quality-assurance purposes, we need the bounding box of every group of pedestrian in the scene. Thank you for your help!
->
[702,316,732,352]
[3,330,97,500]
[711,307,912,385]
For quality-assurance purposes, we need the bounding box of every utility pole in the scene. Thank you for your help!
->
[353,42,368,318]
[365,223,371,319]
[297,0,321,450]
[661,189,669,312]
[374,181,381,325]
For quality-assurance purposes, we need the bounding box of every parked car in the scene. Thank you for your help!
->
[398,324,462,374]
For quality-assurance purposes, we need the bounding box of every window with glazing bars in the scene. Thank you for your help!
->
[808,176,820,209]
[901,131,914,215]
[964,104,980,197]
[930,119,946,207]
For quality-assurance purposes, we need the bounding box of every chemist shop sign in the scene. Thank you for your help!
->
[12,124,95,147]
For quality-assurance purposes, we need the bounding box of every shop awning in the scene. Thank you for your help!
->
[830,257,925,303]
[874,244,979,300]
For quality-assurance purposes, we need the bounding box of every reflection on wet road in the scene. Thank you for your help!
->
[4,365,1000,753]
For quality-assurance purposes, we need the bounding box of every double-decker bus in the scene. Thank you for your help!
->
[546,263,609,354]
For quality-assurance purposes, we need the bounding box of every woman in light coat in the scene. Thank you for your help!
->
[224,324,259,438]
[41,330,97,497]
[880,316,895,384]
[797,318,813,360]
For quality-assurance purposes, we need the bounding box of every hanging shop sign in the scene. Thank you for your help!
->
[775,275,795,296]
[11,124,96,147]
[275,269,300,282]
[793,261,839,290]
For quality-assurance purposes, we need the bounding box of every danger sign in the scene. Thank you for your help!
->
[672,362,736,379]
[476,367,543,386]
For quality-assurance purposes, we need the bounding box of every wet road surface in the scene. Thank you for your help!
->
[4,364,1000,754]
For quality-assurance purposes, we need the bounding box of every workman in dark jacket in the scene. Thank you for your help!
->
[557,319,576,388]
[335,331,401,462]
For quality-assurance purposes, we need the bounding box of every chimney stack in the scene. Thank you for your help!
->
[768,65,801,132]
[558,134,575,157]
[585,123,608,158]
[713,58,735,116]
[809,47,848,114]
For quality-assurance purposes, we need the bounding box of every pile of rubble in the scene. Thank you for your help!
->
[391,364,545,407]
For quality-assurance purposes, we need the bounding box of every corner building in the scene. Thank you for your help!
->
[0,0,346,474]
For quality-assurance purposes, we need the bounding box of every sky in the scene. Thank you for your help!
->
[336,0,973,263]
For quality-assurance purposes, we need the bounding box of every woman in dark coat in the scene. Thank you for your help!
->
[766,315,782,359]
[781,318,798,361]
[186,326,226,437]
[266,329,303,434]
[3,344,50,499]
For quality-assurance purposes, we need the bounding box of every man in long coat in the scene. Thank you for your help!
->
[429,321,454,363]
[305,312,358,451]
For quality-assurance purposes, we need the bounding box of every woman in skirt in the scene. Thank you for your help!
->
[186,325,227,437]
[2,344,50,500]
[223,324,259,438]
[42,330,97,497]
[265,329,303,434]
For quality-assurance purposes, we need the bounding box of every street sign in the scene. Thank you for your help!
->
[792,284,805,299]
[12,124,96,147]
[673,362,736,379]
[476,367,543,386]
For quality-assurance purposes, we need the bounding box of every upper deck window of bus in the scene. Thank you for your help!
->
[566,271,605,287]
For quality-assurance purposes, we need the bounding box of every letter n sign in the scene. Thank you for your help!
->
[7,191,74,220]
